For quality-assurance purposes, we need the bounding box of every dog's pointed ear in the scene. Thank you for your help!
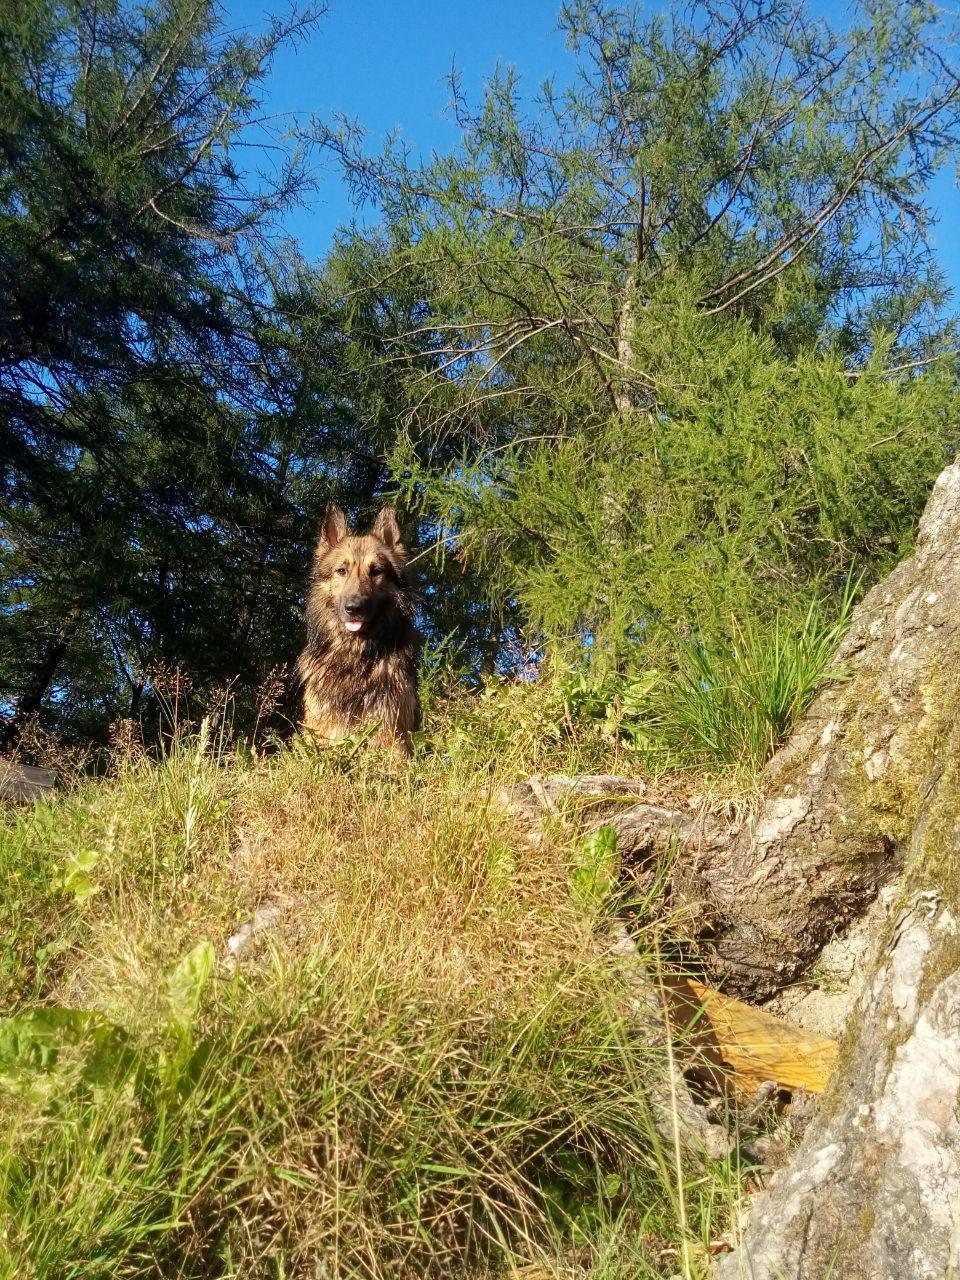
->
[371,506,404,553]
[319,503,349,550]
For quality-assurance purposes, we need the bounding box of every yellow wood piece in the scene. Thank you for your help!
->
[665,975,839,1099]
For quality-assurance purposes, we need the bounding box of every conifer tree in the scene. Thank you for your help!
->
[321,0,960,669]
[0,0,325,743]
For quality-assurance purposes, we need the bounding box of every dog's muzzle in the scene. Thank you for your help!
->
[343,596,367,633]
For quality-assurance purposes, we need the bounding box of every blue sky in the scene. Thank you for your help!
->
[229,0,569,255]
[226,0,959,298]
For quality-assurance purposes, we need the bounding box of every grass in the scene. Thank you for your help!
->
[1,587,856,1276]
[561,591,855,774]
[655,595,854,770]
[0,718,746,1279]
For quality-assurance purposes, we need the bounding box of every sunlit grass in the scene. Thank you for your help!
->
[656,593,855,770]
[0,725,743,1278]
[558,589,854,776]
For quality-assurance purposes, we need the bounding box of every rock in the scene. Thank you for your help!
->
[224,898,287,969]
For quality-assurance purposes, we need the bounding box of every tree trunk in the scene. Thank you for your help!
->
[507,462,960,1275]
[695,458,960,1278]
[716,891,960,1280]
[0,616,75,750]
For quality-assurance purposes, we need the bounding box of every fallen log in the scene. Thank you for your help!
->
[0,760,56,801]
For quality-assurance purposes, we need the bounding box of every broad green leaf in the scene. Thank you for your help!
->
[166,940,215,1034]
[570,825,619,913]
[0,1007,134,1092]
[59,849,101,903]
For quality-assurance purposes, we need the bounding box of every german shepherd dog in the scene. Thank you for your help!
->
[296,504,419,754]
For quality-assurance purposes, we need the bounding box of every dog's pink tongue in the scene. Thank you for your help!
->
[344,619,363,633]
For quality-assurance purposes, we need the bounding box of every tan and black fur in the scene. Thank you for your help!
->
[296,504,419,754]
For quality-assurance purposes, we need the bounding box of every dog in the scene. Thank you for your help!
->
[296,503,419,754]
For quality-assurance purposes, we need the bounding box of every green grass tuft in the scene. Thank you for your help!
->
[654,593,854,771]
[559,589,854,774]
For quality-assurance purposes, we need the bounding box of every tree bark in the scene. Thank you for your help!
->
[717,889,960,1279]
[509,462,960,1276]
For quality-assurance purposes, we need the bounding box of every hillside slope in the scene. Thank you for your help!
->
[0,732,736,1280]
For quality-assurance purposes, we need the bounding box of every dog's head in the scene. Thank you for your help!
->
[310,504,409,637]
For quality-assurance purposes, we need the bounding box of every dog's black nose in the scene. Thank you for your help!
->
[344,595,365,614]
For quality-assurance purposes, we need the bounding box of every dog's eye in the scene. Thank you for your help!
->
[335,566,348,578]
[369,565,382,578]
